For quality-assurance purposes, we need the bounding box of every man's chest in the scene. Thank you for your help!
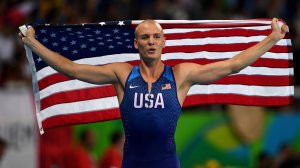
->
[126,81,173,109]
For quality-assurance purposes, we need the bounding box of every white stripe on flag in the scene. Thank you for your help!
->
[162,52,293,60]
[163,26,272,34]
[39,81,107,100]
[166,37,291,46]
[133,20,273,24]
[188,85,294,96]
[232,67,293,76]
[37,96,119,121]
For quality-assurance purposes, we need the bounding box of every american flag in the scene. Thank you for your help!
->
[162,83,172,90]
[23,20,293,134]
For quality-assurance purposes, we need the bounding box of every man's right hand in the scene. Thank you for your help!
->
[19,26,35,45]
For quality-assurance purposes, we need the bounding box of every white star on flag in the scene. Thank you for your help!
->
[99,22,106,26]
[118,21,125,26]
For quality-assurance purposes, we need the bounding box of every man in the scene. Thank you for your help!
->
[19,18,288,167]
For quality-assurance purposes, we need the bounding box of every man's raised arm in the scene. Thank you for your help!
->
[19,27,129,84]
[177,18,289,86]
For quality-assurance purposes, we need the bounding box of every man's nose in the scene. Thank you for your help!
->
[148,36,155,45]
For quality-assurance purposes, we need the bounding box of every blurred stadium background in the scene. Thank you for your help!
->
[0,0,299,167]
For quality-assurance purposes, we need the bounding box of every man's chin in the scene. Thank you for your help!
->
[141,54,161,62]
[147,54,161,59]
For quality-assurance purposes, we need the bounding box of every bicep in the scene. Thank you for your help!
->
[185,60,235,85]
[72,63,124,84]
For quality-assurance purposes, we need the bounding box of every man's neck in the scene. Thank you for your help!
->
[139,60,164,83]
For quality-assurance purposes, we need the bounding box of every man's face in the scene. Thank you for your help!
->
[134,22,166,61]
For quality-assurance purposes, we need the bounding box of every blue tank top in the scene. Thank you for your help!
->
[120,65,181,167]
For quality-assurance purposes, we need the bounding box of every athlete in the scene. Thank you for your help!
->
[19,18,288,167]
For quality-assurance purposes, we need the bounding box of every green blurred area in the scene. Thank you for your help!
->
[74,108,300,168]
[74,119,123,159]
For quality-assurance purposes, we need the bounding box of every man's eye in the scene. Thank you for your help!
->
[141,36,149,40]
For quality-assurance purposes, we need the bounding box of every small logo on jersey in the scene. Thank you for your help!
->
[129,84,139,89]
[162,83,171,90]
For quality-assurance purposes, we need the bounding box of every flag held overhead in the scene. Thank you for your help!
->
[21,19,293,134]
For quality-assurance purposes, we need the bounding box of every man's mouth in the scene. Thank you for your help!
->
[147,48,156,54]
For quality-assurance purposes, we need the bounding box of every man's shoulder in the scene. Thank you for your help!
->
[172,62,202,84]
[111,62,133,67]
[172,62,198,73]
[110,62,134,85]
[110,62,134,71]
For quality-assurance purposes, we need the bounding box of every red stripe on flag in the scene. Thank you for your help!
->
[212,75,293,85]
[38,74,71,90]
[163,43,292,53]
[42,108,121,130]
[40,85,116,110]
[183,94,293,107]
[165,29,272,39]
[132,23,270,29]
[163,58,293,68]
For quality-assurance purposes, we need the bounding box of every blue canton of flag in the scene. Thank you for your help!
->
[33,21,138,71]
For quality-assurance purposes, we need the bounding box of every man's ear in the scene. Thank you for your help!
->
[162,36,166,48]
[134,38,138,50]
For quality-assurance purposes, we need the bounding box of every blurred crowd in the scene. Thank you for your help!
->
[38,127,124,168]
[257,143,300,168]
[0,0,299,88]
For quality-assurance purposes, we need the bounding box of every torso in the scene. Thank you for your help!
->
[119,65,181,167]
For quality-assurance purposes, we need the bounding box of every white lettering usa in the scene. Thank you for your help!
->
[134,93,165,108]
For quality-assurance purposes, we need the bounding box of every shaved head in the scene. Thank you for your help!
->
[134,20,164,38]
[133,19,166,61]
